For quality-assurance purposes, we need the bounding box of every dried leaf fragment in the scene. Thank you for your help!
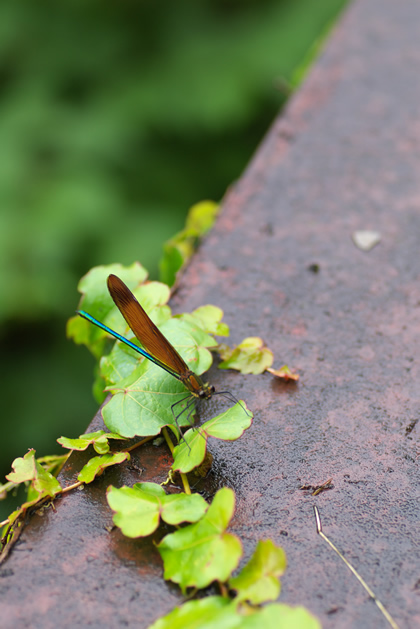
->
[267,365,299,381]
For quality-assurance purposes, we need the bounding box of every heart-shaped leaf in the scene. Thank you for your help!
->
[159,201,219,287]
[178,305,229,337]
[57,430,127,454]
[99,341,143,386]
[172,402,252,473]
[148,596,232,629]
[6,449,61,498]
[107,482,208,537]
[77,452,129,484]
[158,487,242,591]
[218,337,273,374]
[239,603,321,629]
[229,539,287,604]
[102,361,193,438]
[67,262,148,357]
[101,316,219,438]
[148,599,321,629]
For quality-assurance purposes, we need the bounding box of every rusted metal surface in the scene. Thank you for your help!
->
[1,0,419,627]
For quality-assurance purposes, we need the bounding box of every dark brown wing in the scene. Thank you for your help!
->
[107,274,190,378]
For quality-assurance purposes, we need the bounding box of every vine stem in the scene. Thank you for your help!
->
[124,436,154,452]
[162,427,191,495]
[61,481,83,494]
[162,427,174,454]
[179,472,191,495]
[218,582,229,597]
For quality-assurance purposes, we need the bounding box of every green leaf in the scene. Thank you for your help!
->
[34,461,62,497]
[103,279,171,336]
[149,598,321,629]
[239,603,321,629]
[171,427,209,474]
[6,449,38,484]
[57,430,127,454]
[200,401,253,440]
[134,281,171,320]
[78,262,148,315]
[193,305,230,337]
[158,487,242,592]
[107,482,208,538]
[229,540,287,604]
[77,452,129,484]
[107,482,164,537]
[101,316,218,438]
[148,596,232,629]
[179,305,229,337]
[159,246,184,289]
[159,201,219,286]
[1,454,67,501]
[6,449,61,498]
[172,402,252,473]
[67,262,148,358]
[218,337,273,374]
[98,294,207,387]
[99,341,142,386]
[185,200,220,234]
[159,317,217,375]
[93,362,108,404]
[102,361,192,438]
[161,492,208,526]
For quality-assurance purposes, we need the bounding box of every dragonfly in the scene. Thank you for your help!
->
[77,274,242,428]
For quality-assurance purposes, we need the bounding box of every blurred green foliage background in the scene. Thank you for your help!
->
[0,0,347,508]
